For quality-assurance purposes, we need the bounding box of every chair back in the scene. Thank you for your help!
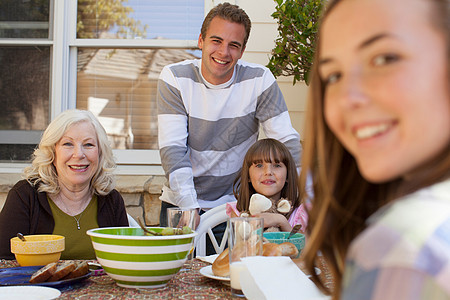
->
[127,213,140,227]
[194,203,229,257]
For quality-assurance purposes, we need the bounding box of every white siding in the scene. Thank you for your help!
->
[236,0,308,140]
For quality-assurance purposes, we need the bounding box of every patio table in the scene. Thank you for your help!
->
[0,256,332,299]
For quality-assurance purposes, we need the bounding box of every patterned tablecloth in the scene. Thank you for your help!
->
[0,257,333,299]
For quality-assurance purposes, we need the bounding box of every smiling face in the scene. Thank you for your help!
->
[53,121,99,191]
[198,16,246,85]
[249,156,287,201]
[319,0,450,183]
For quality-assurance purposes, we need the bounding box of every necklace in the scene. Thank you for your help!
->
[56,195,89,230]
[61,202,84,230]
[72,212,83,230]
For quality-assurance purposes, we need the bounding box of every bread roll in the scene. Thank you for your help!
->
[229,240,259,262]
[280,242,299,258]
[212,241,297,277]
[262,242,282,256]
[212,239,262,277]
[212,248,230,277]
[29,262,58,283]
[48,261,76,282]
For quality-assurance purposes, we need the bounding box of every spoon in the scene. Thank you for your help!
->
[137,217,162,236]
[287,224,302,239]
[17,233,27,242]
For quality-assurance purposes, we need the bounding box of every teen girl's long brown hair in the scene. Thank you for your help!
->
[299,0,450,298]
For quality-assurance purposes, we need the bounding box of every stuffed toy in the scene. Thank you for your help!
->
[242,193,293,232]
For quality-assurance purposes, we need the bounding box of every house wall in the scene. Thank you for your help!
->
[0,0,309,226]
[240,0,308,138]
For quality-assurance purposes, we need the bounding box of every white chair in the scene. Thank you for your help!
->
[194,203,230,257]
[127,213,140,227]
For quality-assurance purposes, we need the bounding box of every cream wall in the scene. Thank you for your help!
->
[236,0,309,140]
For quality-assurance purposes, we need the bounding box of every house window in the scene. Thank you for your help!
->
[76,0,203,40]
[0,1,50,39]
[75,1,203,153]
[0,0,204,173]
[0,47,50,132]
[76,47,198,150]
[0,1,51,163]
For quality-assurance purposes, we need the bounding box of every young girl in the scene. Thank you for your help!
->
[301,0,450,299]
[227,138,308,232]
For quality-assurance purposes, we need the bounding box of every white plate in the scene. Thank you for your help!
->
[199,265,320,281]
[199,265,230,282]
[0,286,61,300]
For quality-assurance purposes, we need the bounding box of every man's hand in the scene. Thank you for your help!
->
[193,208,201,230]
[177,208,200,230]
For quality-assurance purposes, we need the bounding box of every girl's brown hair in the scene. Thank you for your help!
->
[233,138,300,217]
[300,0,450,298]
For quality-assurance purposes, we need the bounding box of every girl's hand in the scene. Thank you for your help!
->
[254,213,292,232]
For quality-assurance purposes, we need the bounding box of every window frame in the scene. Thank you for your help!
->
[0,0,55,173]
[0,0,207,175]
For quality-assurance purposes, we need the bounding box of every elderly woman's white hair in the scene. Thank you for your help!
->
[24,109,116,195]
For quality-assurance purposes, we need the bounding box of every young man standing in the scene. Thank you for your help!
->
[157,3,301,241]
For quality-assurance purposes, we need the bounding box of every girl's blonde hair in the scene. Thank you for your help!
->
[233,138,300,216]
[300,0,450,297]
[24,109,116,195]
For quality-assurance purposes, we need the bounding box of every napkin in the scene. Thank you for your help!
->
[239,256,330,300]
[196,254,219,264]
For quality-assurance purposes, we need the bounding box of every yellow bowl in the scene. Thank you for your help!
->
[10,235,65,266]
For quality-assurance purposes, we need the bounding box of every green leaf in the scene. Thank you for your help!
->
[266,0,324,84]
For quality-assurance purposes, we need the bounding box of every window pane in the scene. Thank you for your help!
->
[76,47,199,150]
[0,144,37,163]
[0,47,50,130]
[0,0,50,39]
[0,46,50,162]
[77,0,203,40]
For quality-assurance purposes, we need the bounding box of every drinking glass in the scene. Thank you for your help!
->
[167,207,198,271]
[228,217,263,297]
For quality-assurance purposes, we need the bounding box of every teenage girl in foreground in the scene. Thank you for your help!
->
[301,0,450,299]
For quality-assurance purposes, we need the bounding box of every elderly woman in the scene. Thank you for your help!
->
[0,109,128,260]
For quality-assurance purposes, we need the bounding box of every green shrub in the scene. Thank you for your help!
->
[267,0,324,85]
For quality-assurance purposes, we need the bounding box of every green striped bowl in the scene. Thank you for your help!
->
[87,227,197,288]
